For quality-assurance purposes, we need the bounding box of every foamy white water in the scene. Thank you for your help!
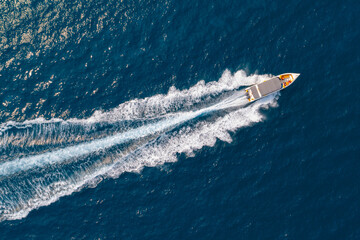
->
[0,70,278,221]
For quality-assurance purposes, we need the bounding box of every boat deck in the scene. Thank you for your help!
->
[249,77,282,99]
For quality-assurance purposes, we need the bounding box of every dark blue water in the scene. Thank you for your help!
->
[0,0,359,239]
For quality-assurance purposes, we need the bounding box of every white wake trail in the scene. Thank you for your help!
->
[0,91,249,177]
[0,112,197,176]
[0,70,277,222]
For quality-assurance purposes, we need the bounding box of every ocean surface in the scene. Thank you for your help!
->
[0,0,359,239]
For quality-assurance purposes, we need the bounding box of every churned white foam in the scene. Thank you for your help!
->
[0,70,278,221]
[0,91,249,177]
[106,94,278,177]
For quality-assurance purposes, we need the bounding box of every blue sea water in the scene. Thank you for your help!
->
[0,0,359,239]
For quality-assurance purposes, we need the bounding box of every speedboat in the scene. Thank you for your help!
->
[245,73,300,102]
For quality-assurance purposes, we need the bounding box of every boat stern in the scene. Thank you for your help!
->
[245,88,256,102]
